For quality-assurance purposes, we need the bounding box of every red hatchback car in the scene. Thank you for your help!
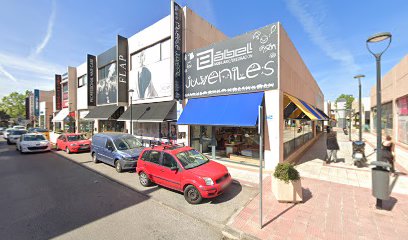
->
[56,133,91,154]
[137,145,232,204]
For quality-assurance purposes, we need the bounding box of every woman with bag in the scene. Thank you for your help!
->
[326,131,340,163]
[382,135,396,173]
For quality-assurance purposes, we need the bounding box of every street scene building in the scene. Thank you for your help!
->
[2,1,408,240]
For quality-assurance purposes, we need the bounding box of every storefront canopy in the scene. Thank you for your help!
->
[284,94,323,120]
[84,105,121,120]
[177,92,264,127]
[118,101,176,122]
[52,108,69,122]
[315,108,329,120]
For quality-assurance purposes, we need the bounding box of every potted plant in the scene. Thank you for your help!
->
[272,163,303,203]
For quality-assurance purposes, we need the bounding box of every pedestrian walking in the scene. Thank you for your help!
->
[326,131,340,163]
[382,135,396,173]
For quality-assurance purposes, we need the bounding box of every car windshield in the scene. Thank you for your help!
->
[24,135,46,141]
[10,130,27,135]
[113,137,142,150]
[67,135,86,141]
[176,149,209,170]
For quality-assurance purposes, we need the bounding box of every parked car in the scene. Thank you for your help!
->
[137,145,232,204]
[57,133,91,154]
[28,128,50,140]
[3,128,14,139]
[16,133,51,153]
[7,129,28,144]
[91,133,144,173]
[13,125,26,130]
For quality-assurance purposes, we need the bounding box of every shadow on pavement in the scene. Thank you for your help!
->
[208,181,242,204]
[0,141,157,240]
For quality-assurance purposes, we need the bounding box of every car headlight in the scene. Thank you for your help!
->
[203,177,214,186]
[70,143,77,146]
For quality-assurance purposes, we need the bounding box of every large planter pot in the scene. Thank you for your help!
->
[272,178,303,203]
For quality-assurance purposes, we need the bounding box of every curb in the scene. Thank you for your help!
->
[221,225,260,240]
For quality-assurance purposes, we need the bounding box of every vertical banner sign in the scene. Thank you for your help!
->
[25,97,30,119]
[55,74,62,110]
[117,35,129,104]
[171,1,183,100]
[87,54,96,106]
[34,89,40,117]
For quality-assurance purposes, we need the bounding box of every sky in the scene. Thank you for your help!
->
[0,0,407,102]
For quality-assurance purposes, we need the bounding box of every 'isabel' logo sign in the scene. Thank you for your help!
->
[184,23,278,98]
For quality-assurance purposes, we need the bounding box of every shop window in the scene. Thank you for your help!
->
[283,119,314,158]
[397,96,408,144]
[78,74,87,88]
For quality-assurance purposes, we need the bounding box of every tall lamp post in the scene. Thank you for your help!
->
[354,74,365,141]
[366,32,392,163]
[129,89,134,135]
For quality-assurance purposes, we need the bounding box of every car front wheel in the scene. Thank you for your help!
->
[184,185,202,204]
[115,160,122,173]
[139,172,152,187]
[66,147,71,154]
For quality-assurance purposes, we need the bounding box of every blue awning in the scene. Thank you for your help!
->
[298,99,324,120]
[177,92,264,127]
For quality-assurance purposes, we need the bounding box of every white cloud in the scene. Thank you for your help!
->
[0,64,17,82]
[285,0,360,73]
[32,0,56,57]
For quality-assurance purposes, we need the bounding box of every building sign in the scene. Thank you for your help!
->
[117,35,128,104]
[184,23,279,98]
[87,54,96,106]
[25,97,30,119]
[172,1,183,100]
[34,89,40,116]
[62,82,69,108]
[55,75,62,110]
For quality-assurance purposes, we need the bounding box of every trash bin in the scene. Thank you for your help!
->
[371,161,391,201]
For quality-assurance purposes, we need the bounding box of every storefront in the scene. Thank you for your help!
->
[178,22,325,170]
[118,101,177,145]
[83,105,124,133]
[397,95,408,144]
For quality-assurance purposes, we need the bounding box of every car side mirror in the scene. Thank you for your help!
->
[170,166,178,171]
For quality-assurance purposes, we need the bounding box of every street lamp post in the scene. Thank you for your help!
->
[129,89,134,135]
[354,74,365,141]
[366,32,392,209]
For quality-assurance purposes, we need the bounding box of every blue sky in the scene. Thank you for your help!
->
[0,0,407,102]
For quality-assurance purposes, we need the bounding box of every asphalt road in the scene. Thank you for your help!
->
[0,139,229,240]
[53,146,258,229]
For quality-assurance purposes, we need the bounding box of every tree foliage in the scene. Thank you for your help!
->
[335,94,355,109]
[0,91,28,118]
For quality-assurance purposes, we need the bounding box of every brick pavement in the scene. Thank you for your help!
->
[227,175,408,240]
[226,129,408,240]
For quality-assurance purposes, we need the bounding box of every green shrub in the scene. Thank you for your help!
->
[273,163,300,183]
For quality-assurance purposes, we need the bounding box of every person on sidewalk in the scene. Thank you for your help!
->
[326,131,340,163]
[382,135,396,173]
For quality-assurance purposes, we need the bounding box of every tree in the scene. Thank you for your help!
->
[0,91,28,118]
[335,94,355,110]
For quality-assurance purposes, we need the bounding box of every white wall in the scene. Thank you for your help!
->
[76,62,88,110]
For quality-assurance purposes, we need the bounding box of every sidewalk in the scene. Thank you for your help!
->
[227,175,408,240]
[226,130,408,240]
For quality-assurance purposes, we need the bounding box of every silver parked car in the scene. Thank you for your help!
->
[7,129,28,145]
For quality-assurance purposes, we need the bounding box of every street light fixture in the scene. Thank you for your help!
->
[366,32,391,209]
[129,89,134,135]
[366,32,391,160]
[354,74,365,141]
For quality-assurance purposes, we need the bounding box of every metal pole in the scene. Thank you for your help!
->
[359,79,362,141]
[349,108,352,141]
[130,95,133,135]
[375,55,383,209]
[376,55,382,164]
[258,105,263,229]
